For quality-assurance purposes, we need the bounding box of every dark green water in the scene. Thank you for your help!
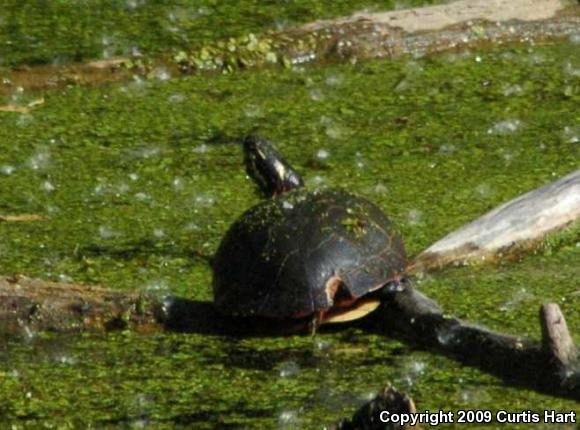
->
[0,2,579,428]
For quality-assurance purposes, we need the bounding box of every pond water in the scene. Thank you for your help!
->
[0,2,579,428]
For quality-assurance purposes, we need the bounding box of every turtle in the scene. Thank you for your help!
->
[212,136,408,330]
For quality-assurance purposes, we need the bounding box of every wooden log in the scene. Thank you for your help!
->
[0,275,161,336]
[409,170,580,273]
[2,0,579,95]
[370,287,580,398]
[260,0,580,69]
[301,0,568,33]
[540,304,579,380]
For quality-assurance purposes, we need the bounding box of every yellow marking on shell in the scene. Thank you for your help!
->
[273,159,287,178]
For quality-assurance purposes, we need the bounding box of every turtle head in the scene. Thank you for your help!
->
[243,136,305,197]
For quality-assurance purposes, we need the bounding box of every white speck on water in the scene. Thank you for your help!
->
[116,183,130,195]
[278,410,299,428]
[372,183,388,194]
[561,125,579,144]
[98,225,119,239]
[436,325,458,347]
[41,181,55,192]
[21,323,36,340]
[487,119,522,135]
[564,60,580,77]
[315,339,332,351]
[126,75,146,92]
[443,51,471,63]
[243,104,264,118]
[144,280,170,295]
[153,229,165,238]
[16,113,34,127]
[502,150,516,164]
[570,33,580,44]
[474,55,482,63]
[407,209,422,225]
[316,149,330,160]
[129,419,148,429]
[93,183,107,195]
[527,52,545,65]
[45,204,60,215]
[274,18,290,31]
[132,145,161,159]
[56,355,76,365]
[499,288,532,312]
[161,296,175,317]
[168,93,185,103]
[185,222,200,231]
[58,274,73,283]
[502,84,523,97]
[309,88,325,102]
[475,183,492,198]
[401,359,427,387]
[135,192,150,201]
[25,392,32,399]
[0,165,15,175]
[192,144,210,153]
[282,201,294,210]
[278,360,300,378]
[325,124,345,140]
[28,147,51,170]
[325,73,344,86]
[128,173,139,181]
[308,175,325,187]
[10,369,20,379]
[172,177,184,190]
[153,67,171,81]
[194,193,215,207]
[409,360,426,375]
[394,77,411,93]
[439,143,456,154]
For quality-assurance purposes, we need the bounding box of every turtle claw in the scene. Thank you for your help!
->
[309,312,323,336]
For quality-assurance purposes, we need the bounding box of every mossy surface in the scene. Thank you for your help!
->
[0,17,579,428]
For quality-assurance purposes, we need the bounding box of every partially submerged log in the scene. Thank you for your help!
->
[0,214,44,222]
[0,275,160,335]
[2,0,579,95]
[371,287,580,398]
[409,169,580,273]
[302,0,569,33]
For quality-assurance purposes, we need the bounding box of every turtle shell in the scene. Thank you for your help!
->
[212,188,406,319]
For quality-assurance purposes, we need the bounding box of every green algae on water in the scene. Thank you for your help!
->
[0,37,579,428]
